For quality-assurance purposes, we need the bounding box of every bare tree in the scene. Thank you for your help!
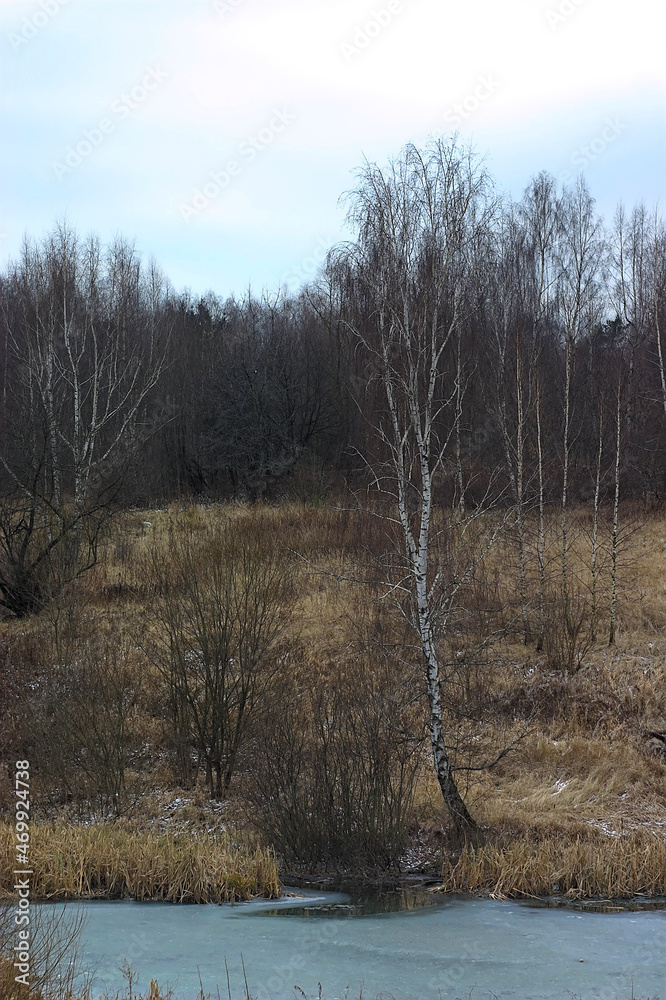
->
[485,201,547,643]
[649,213,666,418]
[518,173,560,650]
[331,137,507,837]
[588,386,604,641]
[142,520,292,798]
[0,223,170,616]
[608,368,623,645]
[553,178,606,615]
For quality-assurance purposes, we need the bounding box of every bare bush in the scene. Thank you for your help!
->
[544,584,595,675]
[0,901,91,1000]
[25,633,143,816]
[247,655,427,870]
[141,519,294,798]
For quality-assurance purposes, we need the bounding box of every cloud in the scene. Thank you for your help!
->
[0,0,664,295]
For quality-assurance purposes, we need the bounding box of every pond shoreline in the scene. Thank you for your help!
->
[281,873,666,911]
[2,819,666,907]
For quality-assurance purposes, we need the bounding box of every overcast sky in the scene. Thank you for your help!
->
[1,0,664,297]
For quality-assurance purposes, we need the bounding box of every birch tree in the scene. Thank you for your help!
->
[331,138,502,837]
[518,174,559,649]
[612,204,666,426]
[553,179,605,612]
[649,214,666,418]
[0,224,170,616]
[485,202,545,643]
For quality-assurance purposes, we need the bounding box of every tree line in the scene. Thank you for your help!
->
[1,141,665,620]
[1,136,665,841]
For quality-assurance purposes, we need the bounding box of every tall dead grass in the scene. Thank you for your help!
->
[2,501,665,899]
[440,830,666,898]
[0,823,280,903]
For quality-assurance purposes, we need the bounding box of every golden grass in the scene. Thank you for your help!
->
[440,830,666,899]
[78,501,666,671]
[0,822,280,903]
[2,501,665,900]
[469,731,666,832]
[0,958,30,999]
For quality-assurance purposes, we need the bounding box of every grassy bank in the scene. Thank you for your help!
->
[0,822,280,903]
[0,501,664,901]
[440,829,666,898]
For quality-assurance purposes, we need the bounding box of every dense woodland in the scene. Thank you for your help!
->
[1,156,665,619]
[0,139,665,855]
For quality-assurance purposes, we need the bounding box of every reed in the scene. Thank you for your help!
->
[440,830,666,899]
[0,822,280,903]
[0,957,29,999]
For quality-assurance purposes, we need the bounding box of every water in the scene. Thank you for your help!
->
[36,890,666,1000]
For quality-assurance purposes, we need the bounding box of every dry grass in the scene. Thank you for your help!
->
[476,733,665,832]
[1,500,665,900]
[0,822,280,903]
[440,829,666,898]
[0,963,178,1000]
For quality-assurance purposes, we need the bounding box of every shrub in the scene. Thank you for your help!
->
[247,655,426,870]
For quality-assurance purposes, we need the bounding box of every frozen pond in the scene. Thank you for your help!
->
[36,890,666,999]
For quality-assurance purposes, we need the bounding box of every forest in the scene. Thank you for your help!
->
[2,146,666,540]
[1,139,665,998]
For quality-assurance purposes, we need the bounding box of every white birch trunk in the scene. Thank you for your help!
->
[609,380,621,645]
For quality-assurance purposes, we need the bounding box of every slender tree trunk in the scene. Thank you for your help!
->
[609,379,621,645]
[535,380,547,652]
[43,315,62,523]
[655,284,666,417]
[416,566,476,834]
[515,333,529,643]
[590,402,604,642]
[561,333,573,610]
[399,395,476,838]
[454,330,466,520]
[424,637,477,835]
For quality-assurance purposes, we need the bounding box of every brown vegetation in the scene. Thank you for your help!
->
[440,829,666,898]
[0,822,279,903]
[0,500,664,899]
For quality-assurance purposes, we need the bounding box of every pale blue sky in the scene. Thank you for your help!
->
[1,0,664,296]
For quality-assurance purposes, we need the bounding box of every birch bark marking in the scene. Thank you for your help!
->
[535,379,547,651]
[609,376,621,645]
[331,137,495,836]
